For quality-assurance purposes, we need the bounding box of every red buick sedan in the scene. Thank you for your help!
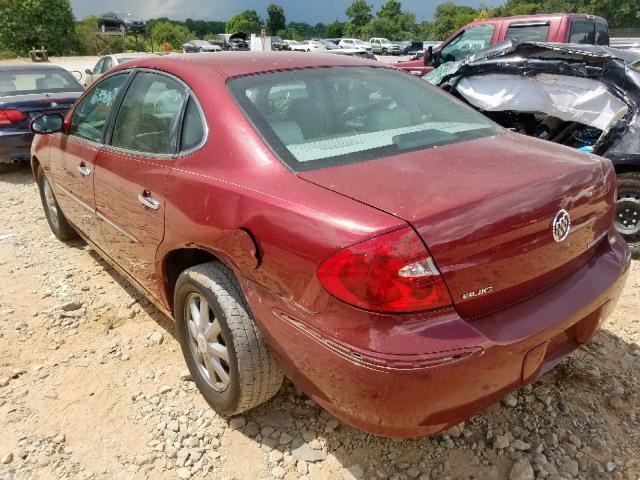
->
[30,53,631,437]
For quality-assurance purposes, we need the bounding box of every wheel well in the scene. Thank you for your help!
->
[164,248,220,312]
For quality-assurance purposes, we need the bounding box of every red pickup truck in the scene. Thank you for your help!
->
[395,13,609,76]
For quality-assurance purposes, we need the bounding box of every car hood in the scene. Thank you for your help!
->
[299,132,616,318]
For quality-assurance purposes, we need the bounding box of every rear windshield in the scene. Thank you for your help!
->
[505,23,550,42]
[569,21,609,45]
[0,69,83,96]
[228,67,500,171]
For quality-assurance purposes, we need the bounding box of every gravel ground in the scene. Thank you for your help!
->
[1,163,640,479]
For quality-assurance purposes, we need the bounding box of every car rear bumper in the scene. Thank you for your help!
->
[0,130,33,163]
[244,229,631,437]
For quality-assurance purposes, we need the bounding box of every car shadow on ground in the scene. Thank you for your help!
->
[0,162,33,185]
[85,248,177,338]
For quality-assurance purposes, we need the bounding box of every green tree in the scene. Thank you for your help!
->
[266,4,286,35]
[346,0,373,27]
[0,0,80,55]
[325,20,345,38]
[225,10,262,34]
[150,20,193,50]
[378,0,402,19]
[427,1,478,39]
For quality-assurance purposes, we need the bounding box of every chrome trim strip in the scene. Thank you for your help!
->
[97,211,140,244]
[55,183,94,214]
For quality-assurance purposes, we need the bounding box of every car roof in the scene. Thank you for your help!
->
[0,64,68,72]
[113,52,380,79]
[472,13,607,23]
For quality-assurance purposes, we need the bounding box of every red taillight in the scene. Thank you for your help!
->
[0,109,27,126]
[317,227,452,313]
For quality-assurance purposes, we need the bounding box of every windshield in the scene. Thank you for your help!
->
[0,69,83,96]
[228,67,500,171]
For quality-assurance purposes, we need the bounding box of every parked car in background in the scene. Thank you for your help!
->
[290,40,327,52]
[0,65,83,165]
[325,38,343,46]
[271,37,291,51]
[369,37,402,55]
[84,53,155,87]
[339,38,373,51]
[315,39,339,50]
[395,13,609,76]
[182,40,222,53]
[98,12,146,34]
[328,48,377,60]
[30,53,630,437]
[282,40,301,49]
[399,41,425,55]
[211,33,250,51]
[426,40,640,254]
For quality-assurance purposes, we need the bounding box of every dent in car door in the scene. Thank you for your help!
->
[94,71,187,299]
[47,73,129,240]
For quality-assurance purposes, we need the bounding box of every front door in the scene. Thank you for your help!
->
[48,73,129,240]
[94,71,188,299]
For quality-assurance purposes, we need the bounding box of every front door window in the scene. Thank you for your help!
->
[439,25,495,63]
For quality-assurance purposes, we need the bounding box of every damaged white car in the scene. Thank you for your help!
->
[426,41,640,254]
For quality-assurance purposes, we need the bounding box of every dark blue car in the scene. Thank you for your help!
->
[0,65,84,165]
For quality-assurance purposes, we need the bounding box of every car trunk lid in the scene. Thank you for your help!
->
[0,92,81,129]
[299,132,615,318]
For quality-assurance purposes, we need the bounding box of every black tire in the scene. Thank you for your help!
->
[36,166,78,241]
[616,172,640,256]
[382,47,388,55]
[119,24,126,34]
[99,24,106,33]
[174,262,283,416]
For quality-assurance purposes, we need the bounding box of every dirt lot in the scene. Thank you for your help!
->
[0,172,640,479]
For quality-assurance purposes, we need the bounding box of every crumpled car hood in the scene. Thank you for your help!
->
[425,40,640,163]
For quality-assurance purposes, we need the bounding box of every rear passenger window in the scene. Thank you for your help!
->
[180,98,205,152]
[111,72,186,155]
[505,23,550,42]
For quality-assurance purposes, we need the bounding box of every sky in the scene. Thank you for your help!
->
[69,0,504,23]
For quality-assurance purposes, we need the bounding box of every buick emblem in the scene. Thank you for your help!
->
[552,209,571,243]
[50,102,58,108]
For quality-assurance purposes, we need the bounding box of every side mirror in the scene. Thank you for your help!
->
[30,113,64,135]
[424,46,433,66]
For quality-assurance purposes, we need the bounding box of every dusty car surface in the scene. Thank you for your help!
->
[426,41,640,254]
[29,52,630,437]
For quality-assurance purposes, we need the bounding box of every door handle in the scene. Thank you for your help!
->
[77,163,91,176]
[137,191,160,210]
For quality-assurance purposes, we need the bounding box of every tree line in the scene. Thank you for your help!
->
[0,0,638,57]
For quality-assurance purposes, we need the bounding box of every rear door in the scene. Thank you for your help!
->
[48,73,129,239]
[93,70,189,298]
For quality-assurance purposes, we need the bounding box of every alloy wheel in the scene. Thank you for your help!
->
[185,293,231,392]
